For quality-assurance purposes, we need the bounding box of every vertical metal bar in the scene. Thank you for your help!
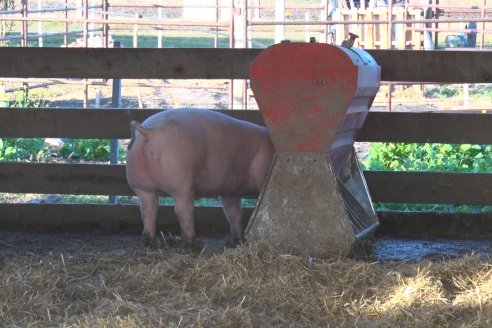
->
[133,12,139,48]
[304,11,309,42]
[447,0,451,44]
[322,0,328,43]
[274,0,285,43]
[83,0,88,47]
[83,84,89,108]
[230,0,235,48]
[38,0,43,47]
[215,0,219,48]
[387,0,393,49]
[21,0,28,47]
[387,82,392,112]
[480,0,486,49]
[243,0,248,47]
[64,0,68,46]
[158,0,163,48]
[22,0,29,97]
[109,41,122,204]
[229,0,234,109]
[83,0,89,108]
[243,0,248,109]
[103,0,108,48]
[434,0,439,48]
[88,0,94,40]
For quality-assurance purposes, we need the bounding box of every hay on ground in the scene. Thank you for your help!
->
[0,232,491,327]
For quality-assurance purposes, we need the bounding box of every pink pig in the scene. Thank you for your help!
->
[126,109,274,248]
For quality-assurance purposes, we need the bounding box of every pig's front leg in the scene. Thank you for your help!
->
[220,196,245,247]
[136,190,159,247]
[174,193,198,249]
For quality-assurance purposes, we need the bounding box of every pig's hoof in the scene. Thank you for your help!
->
[225,237,245,248]
[162,235,176,248]
[142,235,158,248]
[185,239,205,253]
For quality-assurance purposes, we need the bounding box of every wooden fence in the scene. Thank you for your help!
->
[1,48,492,238]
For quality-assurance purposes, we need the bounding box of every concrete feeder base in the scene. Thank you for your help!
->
[246,153,356,258]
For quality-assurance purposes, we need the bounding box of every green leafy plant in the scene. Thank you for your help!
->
[0,86,52,161]
[362,143,492,173]
[424,84,461,98]
[0,138,49,161]
[362,142,492,212]
[60,139,111,160]
[11,86,49,108]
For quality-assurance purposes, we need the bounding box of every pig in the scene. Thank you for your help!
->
[126,109,274,249]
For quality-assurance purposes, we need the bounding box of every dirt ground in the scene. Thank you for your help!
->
[2,231,492,262]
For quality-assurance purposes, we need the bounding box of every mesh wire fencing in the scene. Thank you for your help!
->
[2,0,332,48]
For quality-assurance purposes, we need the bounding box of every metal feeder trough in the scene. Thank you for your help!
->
[246,37,381,257]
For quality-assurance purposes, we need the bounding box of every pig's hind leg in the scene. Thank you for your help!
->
[220,196,245,247]
[174,193,200,249]
[136,190,159,247]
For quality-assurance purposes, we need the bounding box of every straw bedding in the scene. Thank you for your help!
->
[0,231,491,327]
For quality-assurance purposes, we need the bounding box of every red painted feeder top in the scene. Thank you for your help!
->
[250,42,364,153]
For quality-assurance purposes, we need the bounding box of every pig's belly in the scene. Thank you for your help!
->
[191,171,255,198]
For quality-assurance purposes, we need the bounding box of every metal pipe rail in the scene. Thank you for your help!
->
[0,15,230,27]
[248,17,492,26]
[0,5,101,15]
[0,28,103,42]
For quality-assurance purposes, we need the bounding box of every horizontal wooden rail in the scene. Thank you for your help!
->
[0,48,258,80]
[0,109,265,138]
[367,50,492,83]
[375,211,492,239]
[0,162,133,195]
[1,48,492,82]
[0,203,234,234]
[0,203,490,239]
[1,162,491,206]
[365,171,492,206]
[357,111,492,144]
[1,109,492,144]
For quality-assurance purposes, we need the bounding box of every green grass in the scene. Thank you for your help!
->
[2,30,275,49]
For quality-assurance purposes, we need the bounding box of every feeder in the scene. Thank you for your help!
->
[246,36,381,257]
